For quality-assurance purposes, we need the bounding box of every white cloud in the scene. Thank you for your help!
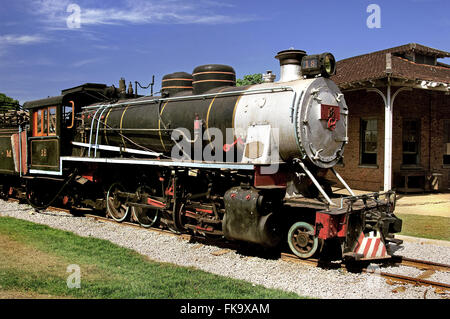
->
[71,57,102,67]
[30,0,256,28]
[0,34,49,57]
[0,34,48,45]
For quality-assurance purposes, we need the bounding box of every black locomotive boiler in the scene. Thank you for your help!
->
[0,49,402,260]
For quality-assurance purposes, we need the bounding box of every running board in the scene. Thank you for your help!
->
[72,141,162,157]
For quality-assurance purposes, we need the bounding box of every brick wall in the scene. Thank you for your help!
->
[331,87,450,192]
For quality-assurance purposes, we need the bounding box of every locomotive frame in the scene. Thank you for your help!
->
[0,49,403,261]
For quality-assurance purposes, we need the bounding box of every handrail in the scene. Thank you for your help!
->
[67,101,75,129]
[81,86,296,111]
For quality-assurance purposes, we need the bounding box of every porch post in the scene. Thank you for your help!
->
[385,84,392,191]
[366,87,390,191]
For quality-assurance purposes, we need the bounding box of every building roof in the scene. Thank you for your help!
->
[331,43,450,90]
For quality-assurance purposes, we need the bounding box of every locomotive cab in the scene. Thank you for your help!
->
[23,83,109,175]
[24,96,64,175]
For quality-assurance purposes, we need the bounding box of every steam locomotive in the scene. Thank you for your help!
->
[0,49,402,260]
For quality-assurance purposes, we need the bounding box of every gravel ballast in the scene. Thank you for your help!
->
[0,199,449,299]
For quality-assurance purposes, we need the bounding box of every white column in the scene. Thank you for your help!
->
[384,85,392,191]
[387,87,412,191]
[368,86,413,192]
[366,87,389,191]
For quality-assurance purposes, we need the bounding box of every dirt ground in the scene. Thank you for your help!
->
[394,193,450,217]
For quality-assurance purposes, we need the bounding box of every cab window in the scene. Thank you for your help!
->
[49,107,57,134]
[33,106,57,136]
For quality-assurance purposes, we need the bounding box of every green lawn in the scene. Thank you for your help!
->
[396,213,450,241]
[0,216,302,299]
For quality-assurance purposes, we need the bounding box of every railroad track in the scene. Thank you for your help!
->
[7,199,450,292]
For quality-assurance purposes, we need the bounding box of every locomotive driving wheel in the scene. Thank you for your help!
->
[131,185,160,228]
[287,221,319,259]
[106,183,129,222]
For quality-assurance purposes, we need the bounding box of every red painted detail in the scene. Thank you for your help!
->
[371,239,381,258]
[314,212,348,240]
[245,194,251,201]
[165,184,174,196]
[196,225,213,232]
[159,177,164,182]
[194,119,202,130]
[195,208,213,214]
[8,187,14,196]
[363,238,372,257]
[353,231,365,253]
[230,193,236,199]
[62,196,69,206]
[381,244,387,256]
[253,166,287,188]
[353,232,388,259]
[320,104,340,131]
[82,174,95,182]
[11,131,28,174]
[223,137,244,152]
[81,164,100,183]
[185,211,197,218]
[147,197,166,208]
[328,117,337,131]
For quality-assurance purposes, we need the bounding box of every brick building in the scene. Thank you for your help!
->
[330,43,450,192]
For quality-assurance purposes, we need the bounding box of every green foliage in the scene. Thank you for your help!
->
[236,73,263,87]
[0,93,19,108]
[0,217,303,299]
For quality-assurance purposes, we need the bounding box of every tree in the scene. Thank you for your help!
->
[0,93,19,109]
[236,73,263,87]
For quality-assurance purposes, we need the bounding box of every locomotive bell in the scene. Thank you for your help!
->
[275,49,306,82]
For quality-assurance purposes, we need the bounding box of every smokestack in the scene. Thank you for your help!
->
[275,49,306,82]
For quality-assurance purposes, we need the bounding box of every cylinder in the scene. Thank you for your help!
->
[192,64,236,95]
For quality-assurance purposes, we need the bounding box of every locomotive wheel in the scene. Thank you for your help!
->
[25,179,54,210]
[106,183,129,222]
[131,186,159,228]
[287,221,319,259]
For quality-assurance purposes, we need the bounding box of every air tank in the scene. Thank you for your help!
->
[192,64,236,95]
[161,72,193,97]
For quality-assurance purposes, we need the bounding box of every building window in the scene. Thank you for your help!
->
[444,120,450,165]
[360,119,377,165]
[402,119,420,165]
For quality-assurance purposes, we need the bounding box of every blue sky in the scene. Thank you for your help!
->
[0,0,449,103]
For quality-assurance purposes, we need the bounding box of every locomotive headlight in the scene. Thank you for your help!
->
[301,52,336,78]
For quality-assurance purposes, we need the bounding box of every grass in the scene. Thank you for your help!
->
[396,213,450,241]
[0,216,302,299]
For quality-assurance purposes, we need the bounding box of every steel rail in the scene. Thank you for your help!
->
[376,271,450,290]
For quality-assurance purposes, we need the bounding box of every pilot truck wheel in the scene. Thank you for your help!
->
[287,221,319,259]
